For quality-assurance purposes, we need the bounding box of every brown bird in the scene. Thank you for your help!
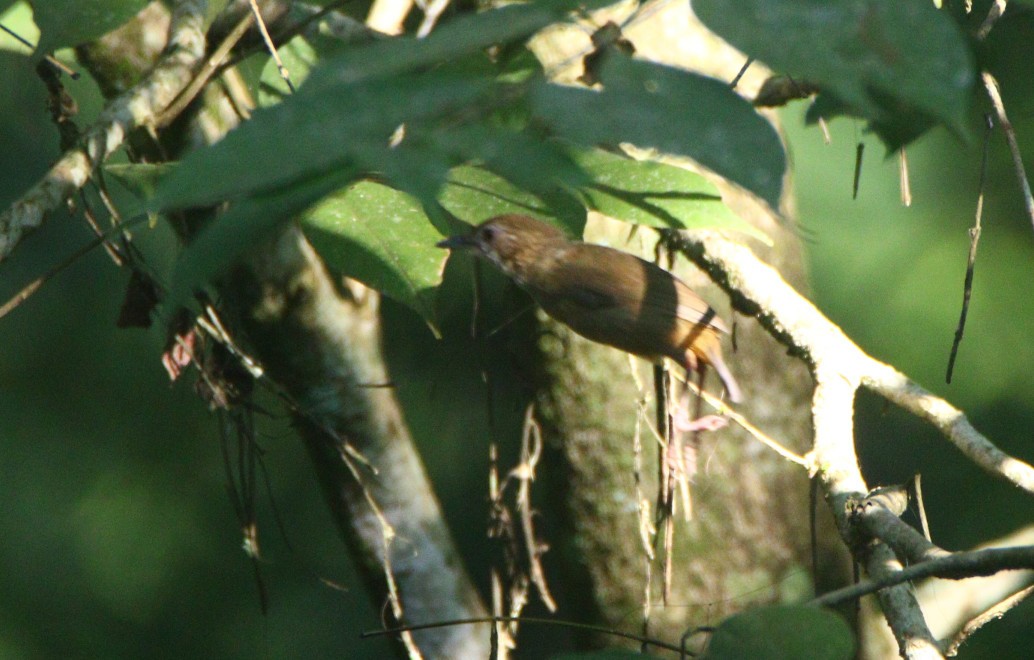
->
[437,214,742,404]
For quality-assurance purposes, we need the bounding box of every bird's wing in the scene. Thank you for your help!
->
[538,247,727,333]
[669,277,728,334]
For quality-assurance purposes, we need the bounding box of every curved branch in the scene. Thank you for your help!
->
[0,0,208,263]
[675,229,1034,658]
[677,231,1034,495]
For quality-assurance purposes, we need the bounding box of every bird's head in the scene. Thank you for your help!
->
[436,215,568,282]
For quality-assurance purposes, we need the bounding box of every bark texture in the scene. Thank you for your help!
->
[530,3,848,647]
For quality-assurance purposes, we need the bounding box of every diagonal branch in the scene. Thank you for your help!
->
[224,230,490,659]
[811,545,1034,608]
[676,231,1034,496]
[673,229,1034,658]
[0,0,208,264]
[981,71,1034,236]
[918,525,1034,650]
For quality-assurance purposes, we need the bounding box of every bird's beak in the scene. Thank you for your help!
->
[436,234,478,250]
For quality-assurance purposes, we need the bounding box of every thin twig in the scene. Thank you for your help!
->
[729,56,753,90]
[156,9,257,128]
[77,190,125,265]
[976,0,1008,40]
[336,443,422,659]
[914,474,932,542]
[0,214,150,320]
[627,356,657,642]
[853,142,864,199]
[944,584,1034,656]
[248,0,295,93]
[899,147,912,207]
[416,0,452,37]
[515,405,557,612]
[982,71,1034,234]
[628,356,657,559]
[361,615,691,655]
[946,114,994,383]
[811,545,1034,607]
[1,0,208,263]
[673,370,809,467]
[488,444,518,659]
[0,22,79,77]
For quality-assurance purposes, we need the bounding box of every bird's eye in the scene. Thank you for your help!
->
[480,227,496,242]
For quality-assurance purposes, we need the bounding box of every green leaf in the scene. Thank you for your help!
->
[105,162,177,201]
[496,44,545,84]
[304,0,609,88]
[152,2,615,219]
[439,165,586,238]
[435,124,588,196]
[704,606,854,660]
[805,92,934,151]
[531,55,786,210]
[301,180,447,332]
[570,148,771,244]
[694,0,975,147]
[151,71,492,211]
[257,32,357,108]
[167,170,352,310]
[33,0,150,54]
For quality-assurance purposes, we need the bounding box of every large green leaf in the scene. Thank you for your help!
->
[303,0,610,88]
[33,0,150,54]
[167,170,353,310]
[570,148,771,244]
[301,180,447,331]
[432,124,587,197]
[151,71,491,211]
[695,0,975,147]
[439,165,586,237]
[531,55,786,210]
[105,162,176,201]
[704,605,854,660]
[257,31,359,108]
[104,161,177,222]
[152,1,616,215]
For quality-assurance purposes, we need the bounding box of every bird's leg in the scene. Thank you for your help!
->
[670,365,729,433]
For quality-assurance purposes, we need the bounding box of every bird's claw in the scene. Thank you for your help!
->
[672,412,728,433]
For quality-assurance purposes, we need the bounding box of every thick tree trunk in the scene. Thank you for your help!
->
[76,5,489,657]
[530,3,848,648]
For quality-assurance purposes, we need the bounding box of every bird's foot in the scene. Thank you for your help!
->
[672,411,728,433]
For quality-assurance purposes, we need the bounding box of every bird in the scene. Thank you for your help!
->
[436,214,742,405]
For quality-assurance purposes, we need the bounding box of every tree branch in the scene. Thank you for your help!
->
[59,4,490,655]
[850,490,950,565]
[224,230,490,658]
[811,545,1034,608]
[0,0,208,263]
[675,231,1034,496]
[917,525,1034,652]
[673,229,1034,658]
